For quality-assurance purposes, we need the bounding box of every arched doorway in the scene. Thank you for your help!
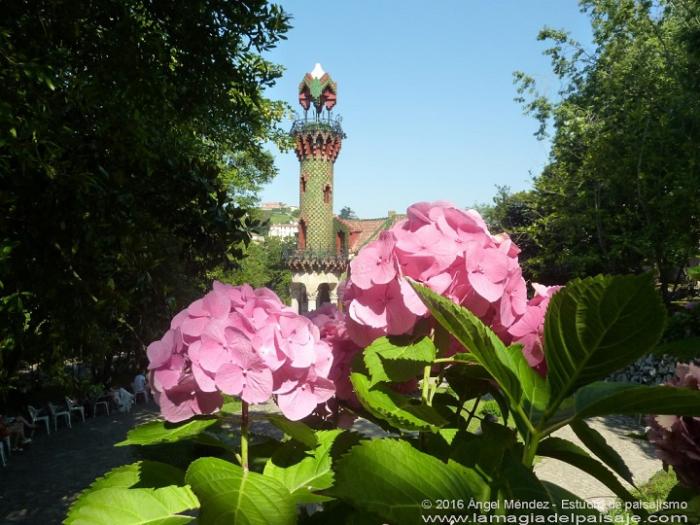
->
[317,283,331,306]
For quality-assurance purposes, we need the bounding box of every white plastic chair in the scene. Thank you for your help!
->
[0,436,10,466]
[65,397,85,422]
[115,388,134,413]
[132,385,149,404]
[132,375,150,403]
[93,398,109,416]
[48,402,71,430]
[27,405,50,435]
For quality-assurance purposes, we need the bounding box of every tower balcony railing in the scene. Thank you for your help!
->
[284,248,349,272]
[291,113,345,137]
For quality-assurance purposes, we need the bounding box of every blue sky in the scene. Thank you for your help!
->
[260,1,592,218]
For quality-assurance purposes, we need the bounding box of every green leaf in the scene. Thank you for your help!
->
[537,437,635,501]
[570,420,634,485]
[351,371,447,432]
[65,486,199,525]
[499,343,550,417]
[363,336,436,386]
[688,265,700,281]
[544,275,665,406]
[541,482,601,517]
[264,429,343,503]
[116,419,218,447]
[449,422,517,480]
[333,439,489,525]
[185,457,296,525]
[88,461,185,493]
[572,381,700,418]
[219,395,242,415]
[267,414,318,448]
[653,337,700,361]
[499,454,558,516]
[410,282,522,405]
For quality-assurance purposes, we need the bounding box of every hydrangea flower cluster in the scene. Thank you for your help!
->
[147,282,334,422]
[647,362,700,490]
[306,304,363,408]
[343,201,558,371]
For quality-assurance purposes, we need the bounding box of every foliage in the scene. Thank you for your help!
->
[338,206,358,220]
[66,273,700,524]
[67,198,700,522]
[210,237,294,304]
[0,0,291,396]
[513,0,700,294]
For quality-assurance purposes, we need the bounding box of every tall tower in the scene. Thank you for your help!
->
[287,64,348,312]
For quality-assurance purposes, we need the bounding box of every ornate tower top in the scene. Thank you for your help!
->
[298,62,337,115]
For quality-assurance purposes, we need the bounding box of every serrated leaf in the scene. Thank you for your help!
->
[351,371,447,432]
[264,429,343,503]
[64,486,199,525]
[116,419,217,447]
[87,461,185,493]
[333,439,489,525]
[544,274,665,406]
[537,437,634,502]
[411,282,522,406]
[499,453,558,516]
[267,414,318,448]
[448,422,517,480]
[363,336,436,387]
[541,482,601,517]
[185,457,295,525]
[570,420,634,485]
[572,381,700,418]
[499,343,550,417]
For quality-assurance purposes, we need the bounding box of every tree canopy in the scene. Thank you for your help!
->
[513,0,700,297]
[339,206,358,220]
[0,0,291,396]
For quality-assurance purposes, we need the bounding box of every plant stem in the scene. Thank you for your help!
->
[522,430,540,468]
[464,395,482,430]
[428,366,446,405]
[421,365,432,406]
[240,400,249,472]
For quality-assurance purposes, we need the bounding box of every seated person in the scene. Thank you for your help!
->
[0,414,34,451]
[132,371,149,401]
[109,386,134,413]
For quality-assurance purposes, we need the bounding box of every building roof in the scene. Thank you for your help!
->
[337,215,405,254]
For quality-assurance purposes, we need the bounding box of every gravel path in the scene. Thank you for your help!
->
[0,402,161,524]
[0,403,660,524]
[535,415,661,507]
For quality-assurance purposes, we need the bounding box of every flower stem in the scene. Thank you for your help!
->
[522,430,540,468]
[240,400,249,472]
[421,365,432,406]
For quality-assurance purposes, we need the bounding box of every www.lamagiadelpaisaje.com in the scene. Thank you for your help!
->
[413,498,690,524]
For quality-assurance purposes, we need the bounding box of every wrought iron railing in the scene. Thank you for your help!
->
[290,114,345,137]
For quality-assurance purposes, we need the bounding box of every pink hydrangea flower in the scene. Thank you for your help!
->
[647,363,700,490]
[507,284,561,374]
[348,231,398,289]
[306,304,363,408]
[342,201,561,373]
[147,282,335,422]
